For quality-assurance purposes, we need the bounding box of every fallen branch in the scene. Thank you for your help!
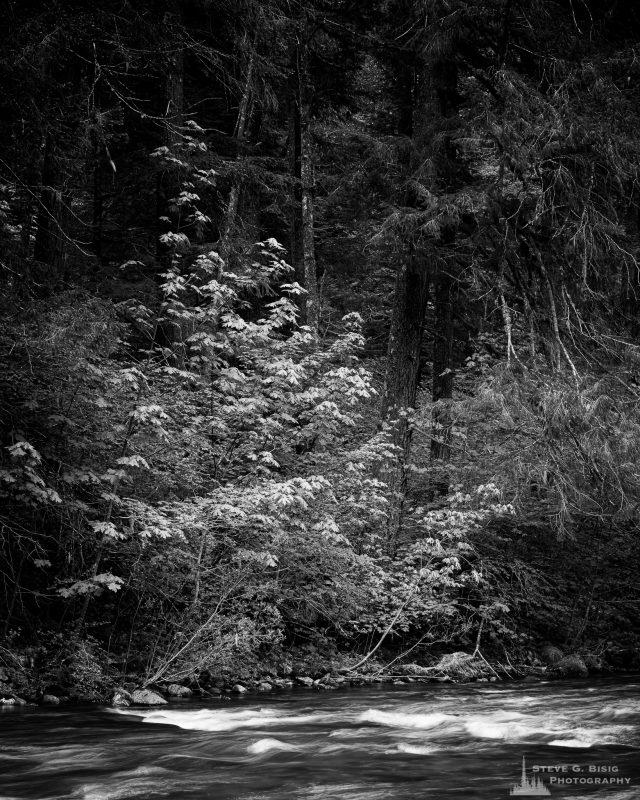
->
[347,578,422,672]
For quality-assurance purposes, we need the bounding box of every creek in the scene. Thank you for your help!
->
[1,676,639,799]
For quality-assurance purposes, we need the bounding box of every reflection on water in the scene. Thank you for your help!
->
[1,676,639,799]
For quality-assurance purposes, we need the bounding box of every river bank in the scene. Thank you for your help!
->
[1,641,638,709]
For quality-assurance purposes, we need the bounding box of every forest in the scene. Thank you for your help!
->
[1,0,640,703]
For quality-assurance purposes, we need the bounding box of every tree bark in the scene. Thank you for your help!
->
[156,0,184,270]
[290,24,319,336]
[222,33,256,247]
[288,89,303,284]
[430,267,454,496]
[380,250,430,552]
[300,107,319,336]
[92,129,104,262]
[34,132,64,274]
[380,50,458,539]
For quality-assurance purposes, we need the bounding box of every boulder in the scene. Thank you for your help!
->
[551,654,588,678]
[295,676,314,687]
[231,684,248,694]
[582,653,604,672]
[42,694,60,705]
[435,652,484,680]
[197,669,213,685]
[166,684,192,698]
[540,645,563,665]
[257,682,273,692]
[111,688,132,707]
[131,689,167,706]
[12,695,27,706]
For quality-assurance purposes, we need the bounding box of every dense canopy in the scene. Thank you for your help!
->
[1,0,640,693]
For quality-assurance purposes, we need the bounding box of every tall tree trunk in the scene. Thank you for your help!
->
[380,47,459,542]
[380,249,430,552]
[288,91,303,285]
[396,58,415,138]
[92,132,104,262]
[420,54,459,499]
[34,132,64,275]
[222,34,256,247]
[156,0,184,270]
[430,267,454,496]
[291,27,319,336]
[300,104,319,336]
[17,159,39,261]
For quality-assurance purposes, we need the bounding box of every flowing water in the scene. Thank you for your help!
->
[1,676,639,800]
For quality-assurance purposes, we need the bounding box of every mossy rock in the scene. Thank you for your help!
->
[435,652,486,680]
[131,689,167,705]
[582,653,604,672]
[550,654,588,678]
[540,646,563,665]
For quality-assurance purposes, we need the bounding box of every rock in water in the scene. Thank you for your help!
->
[231,684,248,694]
[257,682,273,692]
[551,654,588,678]
[582,652,604,672]
[42,694,60,705]
[435,652,484,680]
[166,684,192,697]
[131,689,167,705]
[111,690,132,707]
[295,676,314,687]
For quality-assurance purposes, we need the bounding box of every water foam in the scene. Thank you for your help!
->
[113,707,323,732]
[358,709,453,729]
[77,766,170,800]
[394,742,441,755]
[247,738,300,754]
[548,738,592,748]
[464,718,552,741]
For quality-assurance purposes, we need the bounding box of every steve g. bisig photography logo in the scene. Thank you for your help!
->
[509,756,631,796]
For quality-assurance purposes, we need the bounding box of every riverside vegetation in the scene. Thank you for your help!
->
[1,0,640,707]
